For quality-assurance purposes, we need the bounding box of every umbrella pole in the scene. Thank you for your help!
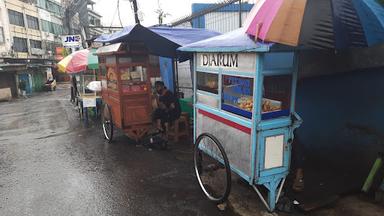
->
[172,58,179,96]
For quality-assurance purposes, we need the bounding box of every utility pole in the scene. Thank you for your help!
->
[131,0,140,24]
[239,0,242,27]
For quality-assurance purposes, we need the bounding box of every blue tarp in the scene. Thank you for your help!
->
[149,26,220,46]
[178,28,273,53]
[95,24,220,58]
[159,57,174,92]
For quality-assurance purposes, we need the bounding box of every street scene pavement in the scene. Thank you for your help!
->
[2,86,384,216]
[0,85,234,216]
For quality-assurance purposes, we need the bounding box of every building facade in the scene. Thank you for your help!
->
[87,0,103,39]
[0,0,104,99]
[0,0,63,99]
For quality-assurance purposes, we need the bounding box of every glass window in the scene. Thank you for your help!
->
[52,23,63,35]
[222,75,254,119]
[41,20,53,33]
[8,10,24,27]
[196,72,218,94]
[0,27,4,44]
[149,55,159,66]
[261,75,292,120]
[13,37,28,52]
[37,0,46,8]
[80,75,96,95]
[106,56,116,64]
[106,67,117,91]
[120,66,148,93]
[30,39,42,49]
[27,15,39,30]
[46,1,63,16]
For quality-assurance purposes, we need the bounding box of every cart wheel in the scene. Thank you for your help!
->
[102,104,113,142]
[194,133,231,204]
[78,101,83,119]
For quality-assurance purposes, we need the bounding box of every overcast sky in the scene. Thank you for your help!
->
[93,0,253,27]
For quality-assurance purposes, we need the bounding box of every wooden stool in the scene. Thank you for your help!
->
[168,112,189,142]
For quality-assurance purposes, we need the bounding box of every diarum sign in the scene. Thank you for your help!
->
[202,53,238,68]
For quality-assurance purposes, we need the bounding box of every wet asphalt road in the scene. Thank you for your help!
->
[0,85,235,216]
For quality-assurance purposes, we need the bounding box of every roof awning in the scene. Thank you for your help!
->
[95,24,220,59]
[95,43,123,55]
[178,28,273,53]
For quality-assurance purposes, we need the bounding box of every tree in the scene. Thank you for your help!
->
[155,0,170,25]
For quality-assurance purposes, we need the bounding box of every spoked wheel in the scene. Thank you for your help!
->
[194,133,231,203]
[77,100,83,119]
[101,104,113,142]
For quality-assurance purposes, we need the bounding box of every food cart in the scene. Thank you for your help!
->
[75,71,102,120]
[179,30,302,211]
[96,42,159,142]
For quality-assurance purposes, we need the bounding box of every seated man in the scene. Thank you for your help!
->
[153,81,181,135]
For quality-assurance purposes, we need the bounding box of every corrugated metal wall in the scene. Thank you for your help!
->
[204,11,249,33]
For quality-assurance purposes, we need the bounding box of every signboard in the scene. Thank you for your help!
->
[38,9,51,22]
[31,48,44,55]
[61,35,82,48]
[264,135,284,169]
[83,98,96,108]
[197,53,256,73]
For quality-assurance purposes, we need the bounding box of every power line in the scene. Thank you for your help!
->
[110,2,118,28]
[117,0,124,27]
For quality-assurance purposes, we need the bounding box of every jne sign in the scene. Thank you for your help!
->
[61,35,82,47]
[198,53,256,73]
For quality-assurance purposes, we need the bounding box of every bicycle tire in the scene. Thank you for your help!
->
[193,133,231,203]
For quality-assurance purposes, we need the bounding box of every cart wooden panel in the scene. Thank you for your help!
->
[97,43,159,141]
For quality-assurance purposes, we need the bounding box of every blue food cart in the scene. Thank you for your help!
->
[179,29,302,211]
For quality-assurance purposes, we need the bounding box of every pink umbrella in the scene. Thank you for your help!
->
[57,49,98,74]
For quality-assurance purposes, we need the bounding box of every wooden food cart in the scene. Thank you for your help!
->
[96,42,159,142]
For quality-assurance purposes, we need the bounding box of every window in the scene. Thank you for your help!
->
[30,39,42,49]
[222,75,254,119]
[8,10,24,27]
[196,72,218,94]
[37,0,47,9]
[27,15,39,30]
[45,41,60,53]
[120,66,148,93]
[52,23,63,35]
[46,0,64,16]
[42,20,62,34]
[0,27,4,43]
[107,67,118,91]
[261,75,292,120]
[89,16,95,25]
[13,37,28,52]
[41,20,52,33]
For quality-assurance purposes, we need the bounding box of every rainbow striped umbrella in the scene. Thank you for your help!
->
[57,48,98,73]
[244,0,384,49]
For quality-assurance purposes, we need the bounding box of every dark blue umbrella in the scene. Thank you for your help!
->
[302,0,384,49]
